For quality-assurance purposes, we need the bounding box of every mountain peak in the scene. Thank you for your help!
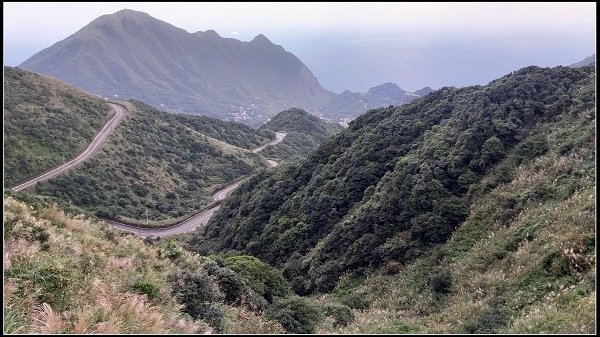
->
[195,29,221,39]
[108,8,153,20]
[414,86,434,96]
[570,53,596,68]
[368,82,405,96]
[251,34,273,45]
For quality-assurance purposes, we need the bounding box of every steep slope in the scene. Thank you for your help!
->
[318,82,431,122]
[26,100,274,224]
[570,53,595,68]
[319,93,596,333]
[4,66,111,186]
[259,108,343,160]
[189,65,595,299]
[5,70,275,223]
[19,9,334,126]
[3,195,295,334]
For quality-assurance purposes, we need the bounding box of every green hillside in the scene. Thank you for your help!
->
[259,108,343,160]
[189,65,595,314]
[4,66,112,186]
[3,195,297,333]
[25,100,273,223]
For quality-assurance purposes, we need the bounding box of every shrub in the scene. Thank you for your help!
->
[322,302,354,327]
[382,261,403,275]
[161,240,183,260]
[340,293,370,310]
[429,266,452,296]
[132,279,160,301]
[224,256,290,302]
[265,296,323,334]
[168,268,225,330]
[213,267,267,311]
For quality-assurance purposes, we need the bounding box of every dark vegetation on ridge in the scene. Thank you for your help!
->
[259,108,344,161]
[189,65,596,300]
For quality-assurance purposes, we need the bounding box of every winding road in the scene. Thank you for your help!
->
[11,101,285,238]
[107,131,286,237]
[11,103,127,192]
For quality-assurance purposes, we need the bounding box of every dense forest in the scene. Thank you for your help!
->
[190,65,596,301]
[23,99,274,223]
[4,66,111,186]
[259,108,343,161]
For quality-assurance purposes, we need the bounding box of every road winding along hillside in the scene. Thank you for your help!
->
[108,132,286,237]
[11,103,127,192]
[10,98,284,237]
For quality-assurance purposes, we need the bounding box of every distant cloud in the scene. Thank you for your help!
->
[230,32,239,35]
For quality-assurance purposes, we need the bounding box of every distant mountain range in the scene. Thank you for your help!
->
[318,82,433,123]
[570,53,596,68]
[19,9,334,126]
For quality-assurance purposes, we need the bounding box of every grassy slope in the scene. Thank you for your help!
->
[28,100,273,223]
[3,195,288,334]
[320,92,595,333]
[259,108,343,160]
[4,66,112,186]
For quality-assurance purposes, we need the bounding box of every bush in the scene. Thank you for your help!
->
[224,256,290,302]
[213,267,267,311]
[322,302,354,327]
[132,279,160,301]
[168,268,225,330]
[340,293,370,310]
[429,266,452,296]
[382,261,403,275]
[194,303,229,332]
[265,296,323,334]
[161,240,183,260]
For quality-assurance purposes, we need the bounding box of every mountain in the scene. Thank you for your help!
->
[19,9,334,126]
[188,65,595,334]
[570,53,596,68]
[5,67,275,223]
[4,66,112,186]
[318,82,431,122]
[414,86,434,96]
[259,108,344,160]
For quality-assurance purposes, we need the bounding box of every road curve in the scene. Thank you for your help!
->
[11,103,127,192]
[210,131,285,201]
[109,131,286,237]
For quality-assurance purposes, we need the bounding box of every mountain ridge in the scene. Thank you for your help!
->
[259,108,344,160]
[20,9,334,126]
[189,65,595,297]
[319,82,431,123]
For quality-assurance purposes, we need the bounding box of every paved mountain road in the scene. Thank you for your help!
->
[108,131,286,237]
[11,103,127,192]
[11,102,285,238]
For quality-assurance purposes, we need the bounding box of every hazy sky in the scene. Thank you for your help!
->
[3,2,596,92]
